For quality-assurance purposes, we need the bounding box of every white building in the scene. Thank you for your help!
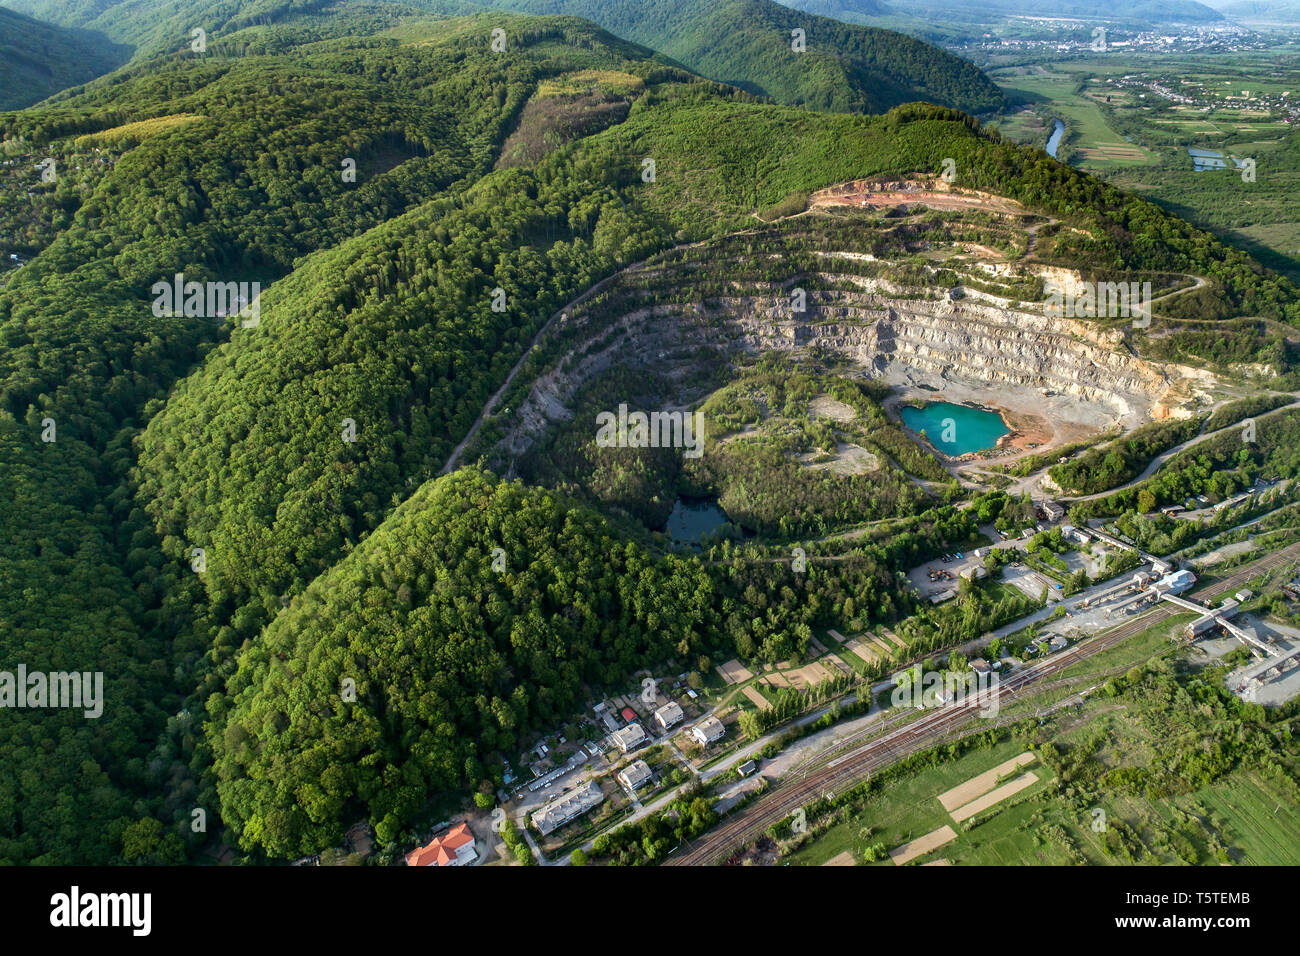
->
[617,760,653,791]
[653,701,684,731]
[691,716,725,747]
[1153,569,1196,596]
[612,722,647,753]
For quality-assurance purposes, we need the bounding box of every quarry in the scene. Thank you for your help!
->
[484,186,1217,475]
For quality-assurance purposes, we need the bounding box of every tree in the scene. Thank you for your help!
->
[570,848,588,866]
[119,818,186,865]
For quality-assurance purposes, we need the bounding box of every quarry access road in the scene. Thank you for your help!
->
[1061,395,1300,504]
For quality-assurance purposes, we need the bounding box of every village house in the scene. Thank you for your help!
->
[691,716,725,747]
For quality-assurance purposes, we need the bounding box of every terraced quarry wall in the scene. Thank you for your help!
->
[491,219,1212,463]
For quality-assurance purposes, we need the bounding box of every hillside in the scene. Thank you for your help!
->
[1206,0,1300,22]
[4,0,1004,114]
[0,6,127,108]
[474,0,1004,114]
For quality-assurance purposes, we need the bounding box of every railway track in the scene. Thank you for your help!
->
[667,543,1300,866]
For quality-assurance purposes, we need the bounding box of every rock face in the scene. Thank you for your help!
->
[491,253,1211,461]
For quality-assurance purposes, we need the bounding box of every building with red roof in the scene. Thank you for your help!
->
[405,823,478,867]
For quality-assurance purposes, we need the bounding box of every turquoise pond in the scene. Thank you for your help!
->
[899,401,1009,456]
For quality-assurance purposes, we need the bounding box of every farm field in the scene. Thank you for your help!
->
[989,50,1300,277]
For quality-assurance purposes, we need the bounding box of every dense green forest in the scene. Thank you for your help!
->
[210,468,716,857]
[0,6,128,109]
[5,0,1004,114]
[3,2,1300,865]
[472,0,1004,114]
[1048,417,1202,496]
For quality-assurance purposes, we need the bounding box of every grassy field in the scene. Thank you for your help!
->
[785,736,1060,865]
[990,63,1160,172]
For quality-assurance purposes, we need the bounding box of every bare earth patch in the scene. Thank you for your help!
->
[809,395,857,422]
[822,850,857,866]
[949,772,1040,823]
[717,659,753,685]
[890,825,958,865]
[938,752,1037,812]
[799,442,880,475]
[742,686,771,710]
[845,638,880,661]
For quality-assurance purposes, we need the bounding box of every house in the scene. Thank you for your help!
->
[1049,636,1069,652]
[692,716,725,747]
[737,759,758,777]
[1235,590,1254,603]
[617,760,653,791]
[405,823,477,867]
[620,706,639,724]
[1042,501,1065,521]
[612,722,647,753]
[532,781,605,836]
[653,701,684,731]
[594,701,620,732]
[969,658,992,675]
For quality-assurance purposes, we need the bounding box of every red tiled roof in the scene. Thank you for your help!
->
[621,707,637,722]
[405,823,475,867]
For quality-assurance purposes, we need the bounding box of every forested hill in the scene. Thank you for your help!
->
[471,0,1005,114]
[211,468,717,857]
[3,0,1004,115]
[0,7,128,108]
[1,8,1295,864]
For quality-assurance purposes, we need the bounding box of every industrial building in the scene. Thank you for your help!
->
[1184,598,1240,639]
[1152,569,1196,596]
